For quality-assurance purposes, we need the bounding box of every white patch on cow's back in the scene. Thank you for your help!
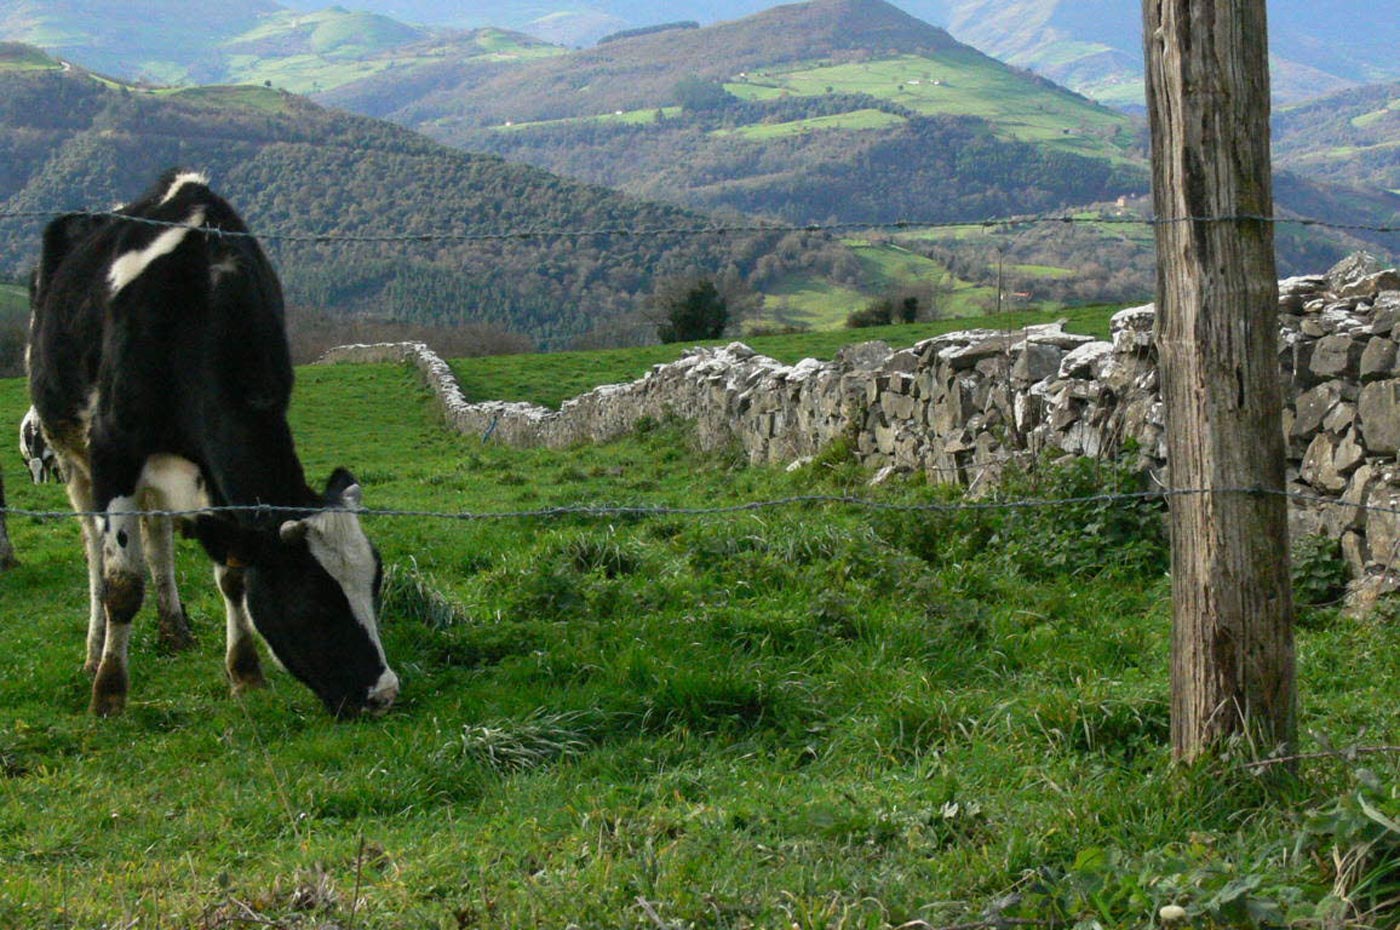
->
[137,454,210,513]
[107,207,207,297]
[158,171,209,205]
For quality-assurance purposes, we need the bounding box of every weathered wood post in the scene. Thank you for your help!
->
[1142,0,1295,761]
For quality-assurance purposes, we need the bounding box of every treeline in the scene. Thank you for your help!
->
[598,22,700,44]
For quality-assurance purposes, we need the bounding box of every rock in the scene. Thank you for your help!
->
[1011,342,1062,384]
[1058,341,1113,380]
[1360,338,1398,382]
[1358,379,1400,455]
[1292,382,1343,439]
[1310,334,1364,379]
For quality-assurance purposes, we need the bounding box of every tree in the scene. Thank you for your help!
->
[674,75,735,112]
[653,277,729,343]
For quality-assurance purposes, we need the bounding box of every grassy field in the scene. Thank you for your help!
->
[0,337,1394,929]
[715,109,908,140]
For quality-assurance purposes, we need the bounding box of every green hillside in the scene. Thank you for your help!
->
[220,18,562,96]
[0,39,61,71]
[1274,82,1400,194]
[0,56,812,349]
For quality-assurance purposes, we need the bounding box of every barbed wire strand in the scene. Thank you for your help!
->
[0,207,1396,244]
[0,485,1391,524]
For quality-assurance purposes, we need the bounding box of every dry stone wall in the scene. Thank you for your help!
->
[318,255,1400,587]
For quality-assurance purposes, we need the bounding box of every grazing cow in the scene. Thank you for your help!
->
[28,169,399,717]
[20,406,62,483]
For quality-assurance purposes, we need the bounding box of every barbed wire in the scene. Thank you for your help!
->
[0,206,1397,245]
[1,484,1393,524]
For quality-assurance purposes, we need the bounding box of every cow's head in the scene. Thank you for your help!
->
[243,470,398,717]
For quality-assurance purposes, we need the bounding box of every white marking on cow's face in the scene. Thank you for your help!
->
[107,207,207,297]
[283,507,392,672]
[158,171,209,205]
[368,666,400,712]
[137,454,209,514]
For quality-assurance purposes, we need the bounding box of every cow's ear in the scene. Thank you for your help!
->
[324,468,362,509]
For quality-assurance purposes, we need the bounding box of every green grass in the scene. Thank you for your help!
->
[0,342,1394,928]
[161,84,299,113]
[750,239,999,329]
[715,108,908,140]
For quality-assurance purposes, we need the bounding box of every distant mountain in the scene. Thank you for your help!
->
[0,0,282,84]
[319,0,1146,225]
[4,1,1395,109]
[931,0,1400,111]
[0,0,563,92]
[0,44,804,348]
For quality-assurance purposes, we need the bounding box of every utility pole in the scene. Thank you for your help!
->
[1142,0,1295,761]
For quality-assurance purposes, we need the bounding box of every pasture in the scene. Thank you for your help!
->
[0,348,1396,929]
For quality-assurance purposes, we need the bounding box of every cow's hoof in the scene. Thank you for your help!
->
[227,639,265,695]
[90,662,128,716]
[157,610,195,653]
[230,675,267,697]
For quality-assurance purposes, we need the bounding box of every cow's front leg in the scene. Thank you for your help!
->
[142,514,193,652]
[92,495,145,716]
[215,562,265,694]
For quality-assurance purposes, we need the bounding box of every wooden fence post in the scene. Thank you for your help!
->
[1142,0,1296,761]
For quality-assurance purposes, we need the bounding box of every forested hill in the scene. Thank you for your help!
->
[1272,82,1400,193]
[0,45,802,349]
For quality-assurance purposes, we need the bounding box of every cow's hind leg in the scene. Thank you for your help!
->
[63,470,107,675]
[215,563,265,694]
[142,514,193,652]
[91,494,146,716]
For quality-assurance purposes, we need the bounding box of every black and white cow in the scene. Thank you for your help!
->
[27,169,399,717]
[20,405,62,483]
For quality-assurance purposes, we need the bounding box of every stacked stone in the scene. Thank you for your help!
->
[1278,257,1400,586]
[316,253,1400,588]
